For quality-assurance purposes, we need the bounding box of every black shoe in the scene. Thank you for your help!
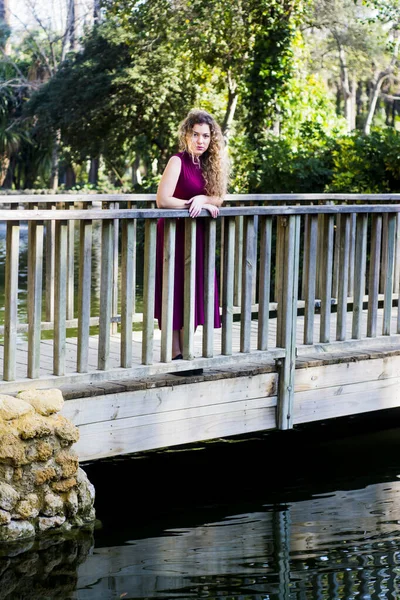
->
[171,368,203,377]
[172,353,183,360]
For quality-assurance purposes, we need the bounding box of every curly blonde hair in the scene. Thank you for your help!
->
[178,109,228,199]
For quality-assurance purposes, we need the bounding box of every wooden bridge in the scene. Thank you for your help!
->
[1,193,400,461]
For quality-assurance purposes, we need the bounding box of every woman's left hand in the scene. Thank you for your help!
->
[186,195,207,218]
[203,203,219,218]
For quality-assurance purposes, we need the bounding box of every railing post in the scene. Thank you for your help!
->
[160,219,176,362]
[66,201,75,321]
[319,214,334,343]
[367,214,382,338]
[352,213,368,340]
[240,215,255,353]
[183,218,196,360]
[77,212,93,373]
[142,219,157,365]
[3,214,20,382]
[45,205,55,322]
[98,219,113,370]
[28,215,44,378]
[221,216,235,355]
[203,218,216,358]
[54,220,68,376]
[276,215,300,430]
[120,218,135,367]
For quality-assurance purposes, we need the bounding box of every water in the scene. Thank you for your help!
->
[2,411,400,599]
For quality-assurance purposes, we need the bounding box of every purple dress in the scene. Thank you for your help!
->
[154,151,221,331]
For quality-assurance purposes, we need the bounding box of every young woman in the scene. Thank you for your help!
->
[154,109,228,360]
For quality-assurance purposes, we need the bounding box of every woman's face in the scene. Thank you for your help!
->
[187,123,211,156]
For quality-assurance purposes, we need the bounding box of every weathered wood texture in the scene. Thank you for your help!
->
[61,370,278,460]
[294,352,400,424]
[0,194,400,457]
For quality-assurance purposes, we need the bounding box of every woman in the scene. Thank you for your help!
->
[154,108,228,360]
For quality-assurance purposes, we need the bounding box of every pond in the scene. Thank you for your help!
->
[1,410,400,599]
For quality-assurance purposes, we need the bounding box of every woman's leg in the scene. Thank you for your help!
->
[172,330,182,359]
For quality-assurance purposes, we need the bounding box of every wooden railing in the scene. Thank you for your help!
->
[1,194,400,428]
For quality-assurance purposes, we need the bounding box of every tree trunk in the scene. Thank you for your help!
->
[88,157,99,184]
[131,155,141,186]
[93,0,101,25]
[0,0,10,54]
[2,153,15,188]
[49,131,61,191]
[337,43,354,133]
[0,154,10,187]
[364,72,391,135]
[222,78,239,142]
[65,164,76,188]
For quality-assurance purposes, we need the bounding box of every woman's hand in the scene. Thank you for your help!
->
[185,194,207,218]
[203,203,219,218]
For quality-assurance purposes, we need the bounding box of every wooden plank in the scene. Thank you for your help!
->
[45,215,55,322]
[203,219,216,357]
[3,192,400,204]
[54,220,68,376]
[66,205,75,320]
[3,221,20,381]
[252,214,258,304]
[240,216,255,353]
[27,221,44,378]
[303,215,318,345]
[293,376,400,425]
[120,219,135,367]
[111,204,119,335]
[336,213,350,341]
[348,213,356,297]
[160,219,176,362]
[319,214,334,343]
[3,204,400,222]
[352,213,367,339]
[219,217,224,306]
[221,217,235,355]
[295,354,400,392]
[142,220,157,365]
[367,214,382,337]
[98,219,113,370]
[380,213,388,294]
[77,220,92,373]
[71,400,278,460]
[301,214,310,301]
[62,372,278,426]
[383,213,396,335]
[332,213,340,299]
[277,215,300,430]
[258,216,272,350]
[234,215,243,305]
[394,213,400,294]
[183,219,196,360]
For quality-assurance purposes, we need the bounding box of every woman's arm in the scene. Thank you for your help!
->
[156,156,188,209]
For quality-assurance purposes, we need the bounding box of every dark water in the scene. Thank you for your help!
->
[3,412,400,599]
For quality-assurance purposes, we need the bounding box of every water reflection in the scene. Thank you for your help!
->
[70,480,400,599]
[2,419,400,599]
[0,525,95,600]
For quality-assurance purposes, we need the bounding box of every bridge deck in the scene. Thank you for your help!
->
[0,305,398,391]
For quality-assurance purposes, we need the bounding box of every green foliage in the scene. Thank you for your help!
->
[328,128,400,192]
[244,0,307,141]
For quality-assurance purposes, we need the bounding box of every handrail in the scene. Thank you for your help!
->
[1,192,400,204]
[0,198,399,432]
[0,204,400,220]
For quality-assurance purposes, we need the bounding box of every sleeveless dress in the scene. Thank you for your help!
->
[154,151,221,331]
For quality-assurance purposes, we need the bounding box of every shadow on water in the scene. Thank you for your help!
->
[3,411,400,598]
